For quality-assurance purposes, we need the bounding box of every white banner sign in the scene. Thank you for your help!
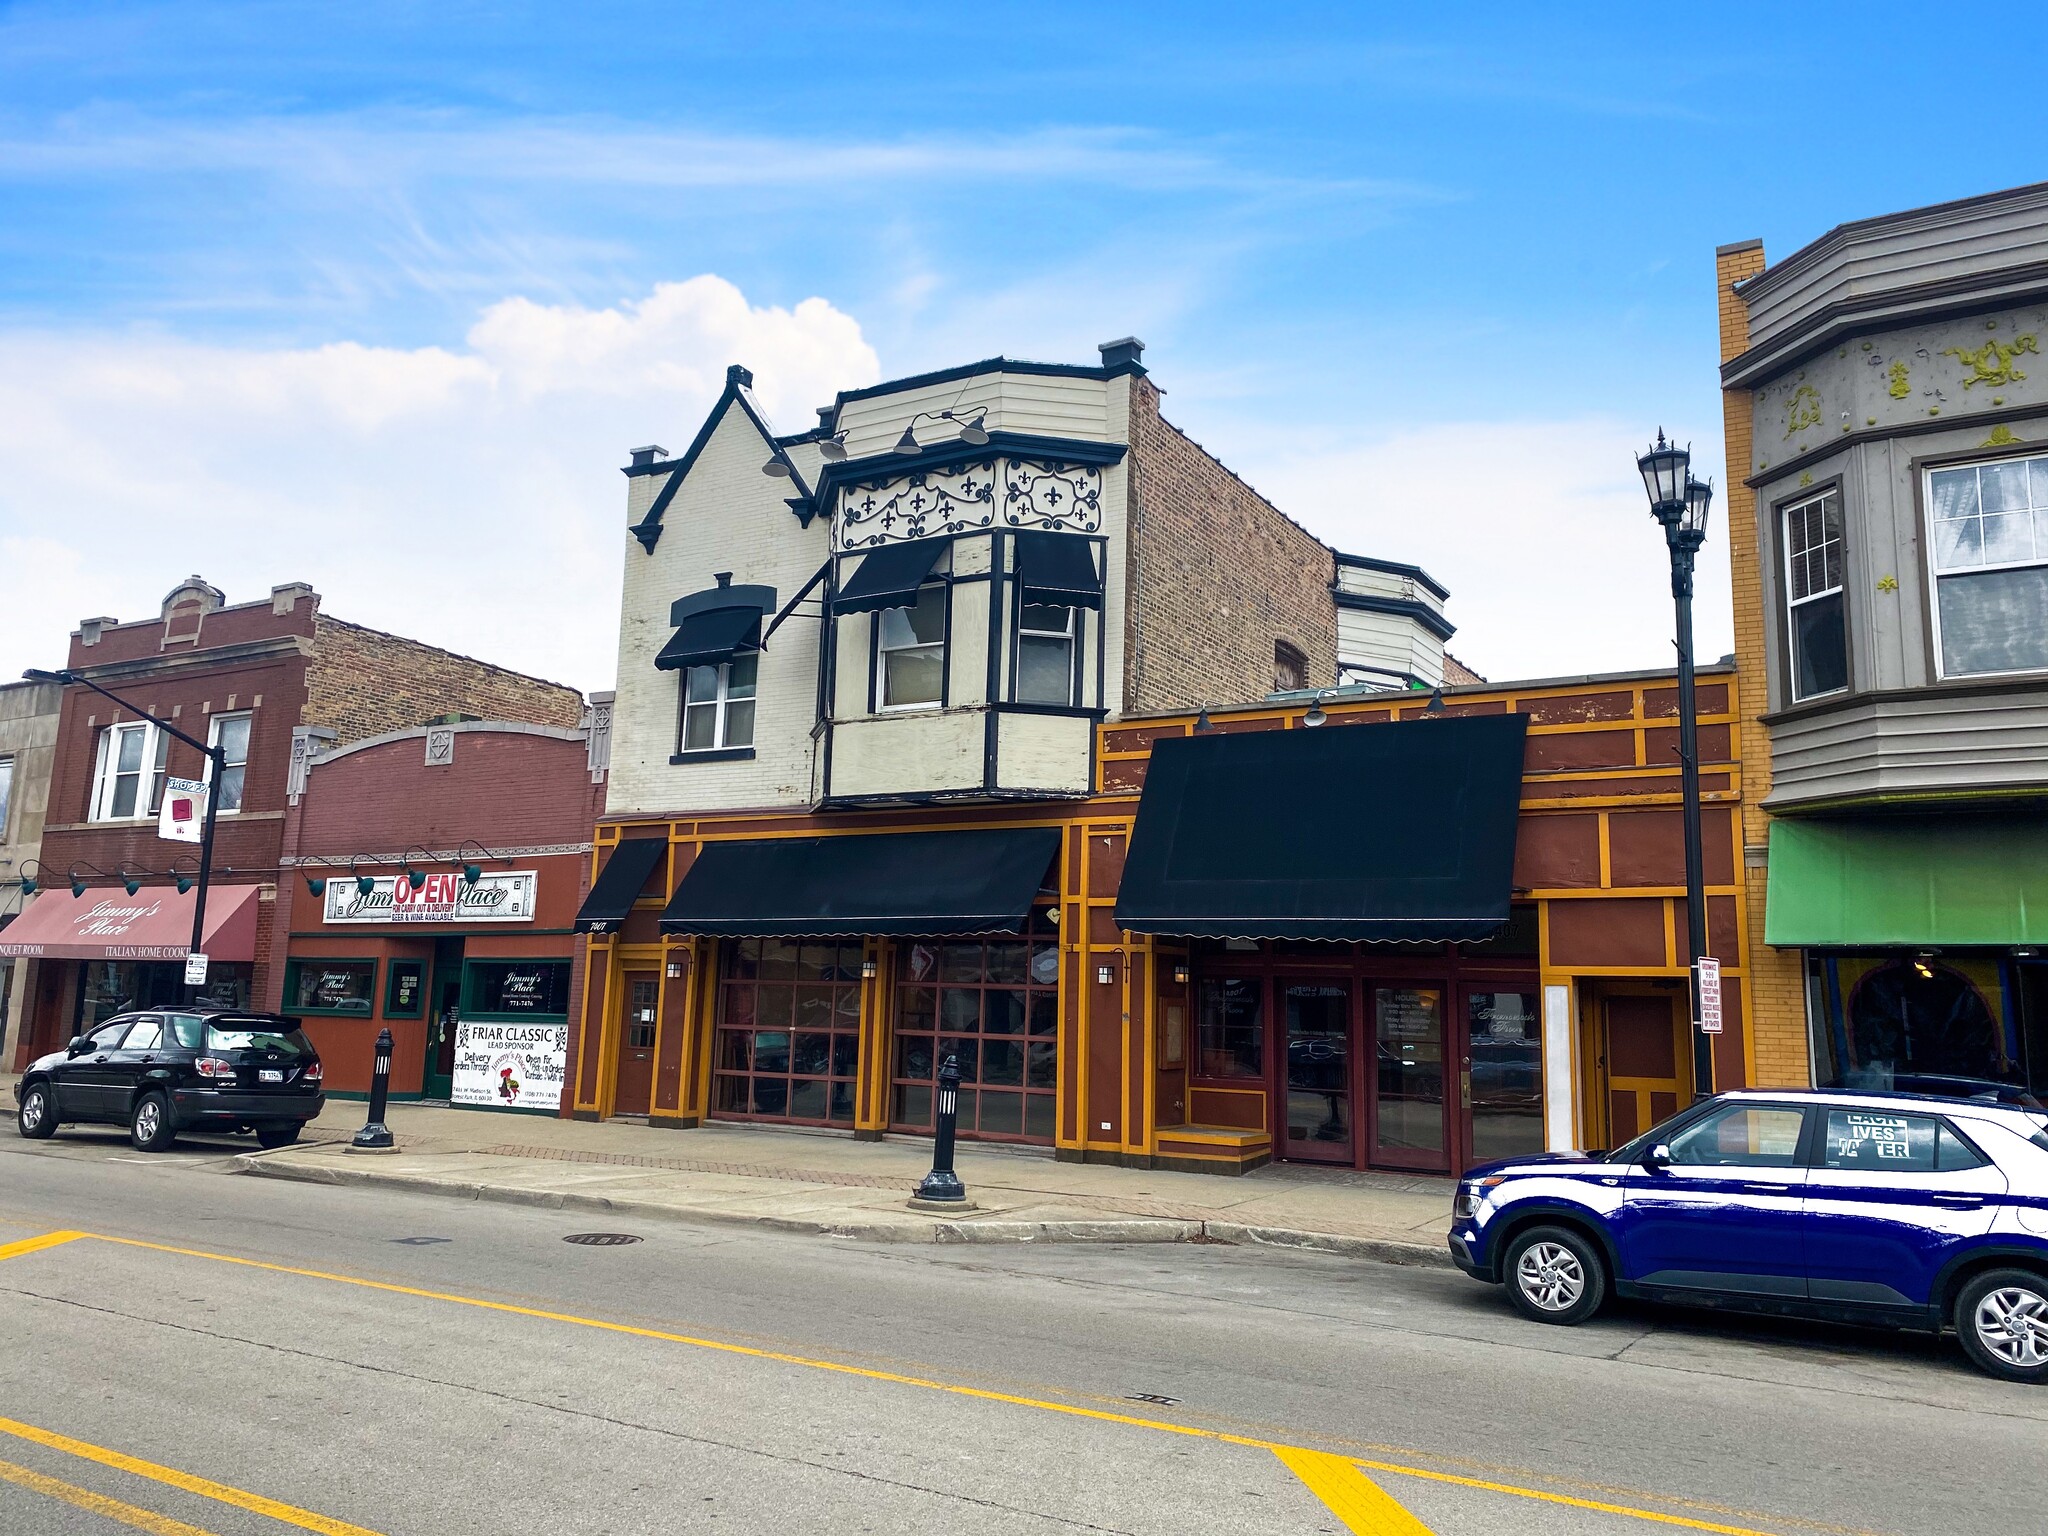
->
[184,953,210,985]
[322,871,537,925]
[158,777,207,843]
[1696,956,1723,1034]
[451,1021,568,1112]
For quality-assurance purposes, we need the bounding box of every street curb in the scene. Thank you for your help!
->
[230,1153,1447,1264]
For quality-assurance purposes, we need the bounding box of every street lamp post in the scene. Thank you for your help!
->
[1634,433,1716,1100]
[24,667,226,1005]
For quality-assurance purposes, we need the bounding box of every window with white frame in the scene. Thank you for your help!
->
[0,755,12,840]
[878,586,946,709]
[89,721,169,821]
[1782,490,1848,699]
[1928,451,2048,678]
[1015,603,1077,705]
[679,653,757,753]
[207,712,251,812]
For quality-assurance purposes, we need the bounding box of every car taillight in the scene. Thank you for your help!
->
[302,1061,322,1083]
[196,1057,236,1079]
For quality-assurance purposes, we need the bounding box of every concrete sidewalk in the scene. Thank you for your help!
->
[237,1099,1457,1262]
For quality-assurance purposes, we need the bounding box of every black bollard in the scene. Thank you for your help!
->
[915,1054,967,1204]
[352,1027,396,1150]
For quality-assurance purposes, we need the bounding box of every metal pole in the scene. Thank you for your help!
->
[352,1028,396,1150]
[1670,531,1714,1099]
[186,745,223,1004]
[914,1054,967,1204]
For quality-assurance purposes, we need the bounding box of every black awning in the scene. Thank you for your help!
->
[1015,531,1102,610]
[661,826,1061,937]
[1113,713,1527,942]
[834,538,948,613]
[655,605,761,672]
[574,837,669,934]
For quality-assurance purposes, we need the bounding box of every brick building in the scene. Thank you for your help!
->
[278,709,610,1102]
[4,576,584,1067]
[0,678,62,1063]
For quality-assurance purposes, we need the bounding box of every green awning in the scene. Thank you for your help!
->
[1765,816,2048,947]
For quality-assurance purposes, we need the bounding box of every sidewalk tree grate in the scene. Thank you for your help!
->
[563,1232,643,1247]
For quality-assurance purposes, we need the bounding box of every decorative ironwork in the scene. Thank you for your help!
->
[837,460,997,550]
[1003,460,1103,532]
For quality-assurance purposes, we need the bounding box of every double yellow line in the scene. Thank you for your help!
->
[0,1228,1838,1536]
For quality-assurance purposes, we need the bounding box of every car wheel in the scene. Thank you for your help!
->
[1503,1225,1608,1325]
[129,1092,177,1153]
[255,1123,301,1150]
[16,1083,58,1140]
[1955,1268,2048,1384]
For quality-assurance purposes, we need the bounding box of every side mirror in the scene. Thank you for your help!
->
[66,1036,90,1058]
[1642,1142,1672,1172]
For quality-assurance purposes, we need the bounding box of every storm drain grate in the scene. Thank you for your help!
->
[563,1232,643,1247]
[1125,1393,1180,1406]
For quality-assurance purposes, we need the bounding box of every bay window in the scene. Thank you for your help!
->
[1928,451,2048,678]
[89,721,169,822]
[1015,602,1077,705]
[1783,490,1848,699]
[878,585,946,709]
[679,653,757,753]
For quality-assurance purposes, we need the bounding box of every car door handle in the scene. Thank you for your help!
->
[1739,1182,1796,1195]
[93,1054,109,1063]
[1932,1194,1984,1209]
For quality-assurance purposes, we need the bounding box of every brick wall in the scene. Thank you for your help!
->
[306,618,585,744]
[1717,240,1809,1088]
[1122,378,1338,713]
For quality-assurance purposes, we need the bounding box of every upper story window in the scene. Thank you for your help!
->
[1015,603,1077,705]
[1783,490,1848,699]
[0,755,12,840]
[89,720,168,822]
[1273,641,1307,693]
[879,586,947,709]
[207,712,251,813]
[1929,451,2048,678]
[680,654,757,753]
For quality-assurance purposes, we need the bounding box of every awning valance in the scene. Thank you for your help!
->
[655,605,761,671]
[660,826,1061,938]
[0,884,263,962]
[574,838,669,935]
[834,538,948,614]
[1765,816,2048,947]
[1016,531,1102,610]
[1113,714,1527,942]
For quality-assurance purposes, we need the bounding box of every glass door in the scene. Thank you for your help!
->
[1461,987,1544,1168]
[1280,980,1354,1164]
[1371,985,1449,1170]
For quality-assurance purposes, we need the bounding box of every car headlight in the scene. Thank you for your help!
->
[1453,1176,1507,1219]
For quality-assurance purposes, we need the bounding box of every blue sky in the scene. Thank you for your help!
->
[1,1,2037,689]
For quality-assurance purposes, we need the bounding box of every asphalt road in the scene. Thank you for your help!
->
[0,1126,2040,1535]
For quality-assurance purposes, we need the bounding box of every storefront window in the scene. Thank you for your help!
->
[1805,953,2039,1096]
[79,960,247,1028]
[1196,977,1263,1079]
[1466,990,1543,1163]
[713,940,861,1124]
[287,959,378,1015]
[385,960,427,1018]
[891,930,1059,1142]
[466,960,573,1018]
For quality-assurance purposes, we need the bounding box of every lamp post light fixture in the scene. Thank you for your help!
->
[28,667,226,1003]
[1634,430,1716,1099]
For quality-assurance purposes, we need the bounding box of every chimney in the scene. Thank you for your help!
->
[1098,337,1146,374]
[629,445,668,469]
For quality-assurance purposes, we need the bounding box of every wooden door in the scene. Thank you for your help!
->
[614,971,659,1117]
[1600,992,1688,1146]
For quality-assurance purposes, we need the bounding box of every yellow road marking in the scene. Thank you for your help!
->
[1273,1447,1433,1534]
[70,1232,1811,1536]
[0,1454,222,1535]
[0,1417,388,1536]
[0,1230,84,1262]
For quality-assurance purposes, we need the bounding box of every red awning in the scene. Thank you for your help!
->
[0,885,263,962]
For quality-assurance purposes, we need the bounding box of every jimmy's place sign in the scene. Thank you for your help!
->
[322,871,538,925]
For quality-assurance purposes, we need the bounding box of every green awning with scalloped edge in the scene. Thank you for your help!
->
[1765,816,2048,947]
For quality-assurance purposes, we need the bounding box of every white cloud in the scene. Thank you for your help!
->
[1248,419,1736,683]
[0,277,880,689]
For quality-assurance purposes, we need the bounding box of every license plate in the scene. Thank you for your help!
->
[259,1069,284,1083]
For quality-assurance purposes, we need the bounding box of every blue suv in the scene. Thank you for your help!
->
[1448,1089,2048,1383]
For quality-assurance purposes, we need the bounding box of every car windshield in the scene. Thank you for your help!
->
[167,1015,310,1053]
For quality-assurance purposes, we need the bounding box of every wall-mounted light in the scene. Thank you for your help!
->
[457,841,502,888]
[1301,693,1328,728]
[462,864,483,886]
[1192,705,1217,734]
[666,960,684,979]
[1912,949,1940,979]
[884,408,990,459]
[306,876,327,896]
[1172,964,1191,985]
[861,958,879,979]
[1097,964,1116,985]
[356,874,375,897]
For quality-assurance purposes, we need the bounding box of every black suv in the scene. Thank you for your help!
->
[15,1008,326,1153]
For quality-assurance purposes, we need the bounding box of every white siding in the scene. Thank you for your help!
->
[996,712,1093,795]
[831,369,1112,460]
[830,710,984,798]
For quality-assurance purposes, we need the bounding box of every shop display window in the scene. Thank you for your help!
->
[1196,977,1263,1079]
[713,940,862,1126]
[466,960,573,1018]
[1806,952,2045,1098]
[890,926,1059,1143]
[287,959,377,1015]
[385,960,427,1018]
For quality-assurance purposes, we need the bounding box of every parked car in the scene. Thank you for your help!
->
[14,1008,326,1153]
[1448,1089,2048,1383]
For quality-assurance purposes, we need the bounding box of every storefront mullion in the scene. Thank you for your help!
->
[890,926,1060,1144]
[711,939,861,1125]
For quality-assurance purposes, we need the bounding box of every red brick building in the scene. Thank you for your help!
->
[5,577,584,1067]
[279,711,610,1103]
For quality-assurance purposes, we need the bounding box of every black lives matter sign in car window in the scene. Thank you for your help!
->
[1825,1110,1937,1171]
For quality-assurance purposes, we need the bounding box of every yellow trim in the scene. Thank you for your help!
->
[0,1415,387,1536]
[0,1455,224,1536]
[1355,1456,1798,1536]
[0,1230,84,1262]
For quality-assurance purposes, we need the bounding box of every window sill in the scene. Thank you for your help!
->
[670,747,756,765]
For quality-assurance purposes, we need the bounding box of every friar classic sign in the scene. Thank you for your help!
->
[322,871,538,925]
